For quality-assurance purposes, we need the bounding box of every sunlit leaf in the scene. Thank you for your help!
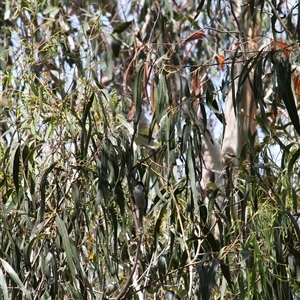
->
[216,54,225,71]
[0,267,9,300]
[292,73,300,103]
[271,40,291,58]
[1,0,300,298]
[0,259,32,299]
[55,216,77,285]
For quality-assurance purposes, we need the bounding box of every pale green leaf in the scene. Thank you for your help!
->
[0,259,32,299]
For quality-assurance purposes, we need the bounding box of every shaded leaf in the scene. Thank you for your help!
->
[276,60,300,135]
[133,64,145,121]
[287,148,300,176]
[55,216,77,285]
[111,38,122,58]
[113,21,132,34]
[12,144,20,193]
[40,162,57,223]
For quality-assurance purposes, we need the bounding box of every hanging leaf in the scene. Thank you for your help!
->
[111,37,122,58]
[0,267,8,300]
[276,60,300,135]
[133,64,145,121]
[216,54,225,71]
[40,162,57,223]
[194,0,206,19]
[1,259,32,299]
[127,101,135,120]
[12,144,20,193]
[292,72,300,103]
[55,216,77,285]
[191,70,202,96]
[287,148,300,176]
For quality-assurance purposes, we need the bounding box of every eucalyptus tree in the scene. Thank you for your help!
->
[0,0,300,299]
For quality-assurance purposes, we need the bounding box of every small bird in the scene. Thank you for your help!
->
[133,181,148,228]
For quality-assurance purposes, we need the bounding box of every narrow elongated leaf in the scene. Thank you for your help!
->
[184,31,205,44]
[286,211,300,243]
[287,148,300,176]
[50,246,59,298]
[195,0,205,17]
[133,64,145,121]
[152,201,168,253]
[113,21,132,33]
[187,137,199,213]
[24,234,46,270]
[276,60,300,135]
[55,215,77,285]
[81,93,94,155]
[0,259,32,299]
[230,47,239,116]
[12,144,20,193]
[40,162,57,223]
[0,267,9,300]
[111,37,122,58]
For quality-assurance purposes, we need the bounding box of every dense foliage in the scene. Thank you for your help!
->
[0,0,300,299]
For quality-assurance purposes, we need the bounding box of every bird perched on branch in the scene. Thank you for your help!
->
[133,181,148,228]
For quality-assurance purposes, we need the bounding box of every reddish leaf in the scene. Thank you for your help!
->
[293,74,300,103]
[216,55,225,71]
[184,31,205,44]
[271,40,291,58]
[127,102,135,121]
[191,71,201,96]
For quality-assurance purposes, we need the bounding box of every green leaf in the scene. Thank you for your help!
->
[0,267,9,300]
[80,93,94,159]
[133,64,145,121]
[287,148,300,176]
[111,38,122,58]
[112,21,132,33]
[187,137,199,213]
[42,6,60,18]
[236,48,264,108]
[12,144,20,193]
[276,60,300,135]
[153,201,168,253]
[24,234,46,270]
[55,215,77,285]
[198,253,219,300]
[194,0,206,19]
[40,162,57,223]
[1,259,32,299]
